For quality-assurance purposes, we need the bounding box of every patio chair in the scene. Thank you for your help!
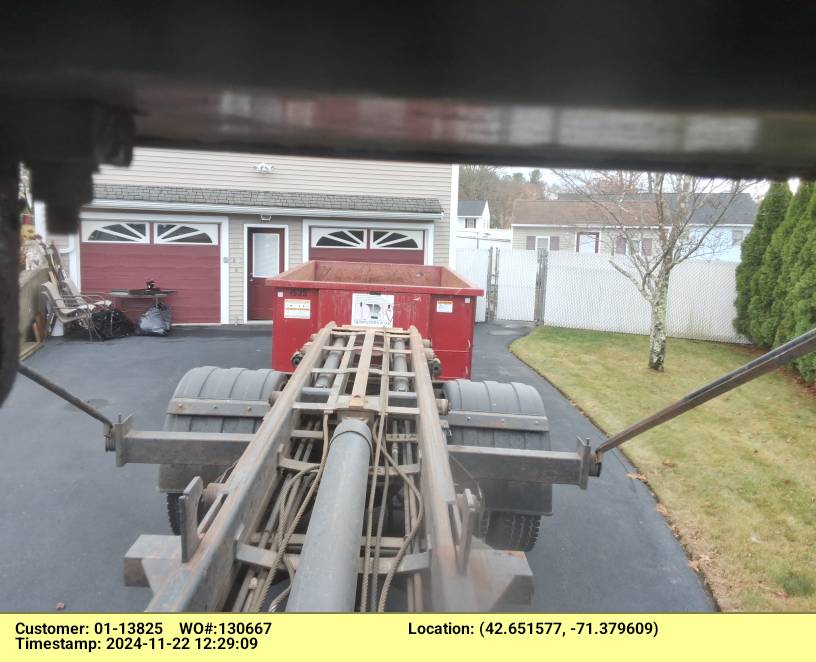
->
[62,277,113,309]
[41,281,100,340]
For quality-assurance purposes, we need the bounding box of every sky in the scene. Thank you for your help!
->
[497,167,776,199]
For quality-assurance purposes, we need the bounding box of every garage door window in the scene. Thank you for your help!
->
[82,221,149,243]
[155,223,218,245]
[312,228,366,248]
[371,229,423,249]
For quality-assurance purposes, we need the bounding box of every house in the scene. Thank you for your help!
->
[457,200,490,230]
[45,149,456,324]
[510,192,757,260]
[454,199,510,253]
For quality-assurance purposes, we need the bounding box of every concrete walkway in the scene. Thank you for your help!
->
[0,322,713,611]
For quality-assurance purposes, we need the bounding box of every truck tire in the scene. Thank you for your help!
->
[443,379,550,552]
[162,366,285,534]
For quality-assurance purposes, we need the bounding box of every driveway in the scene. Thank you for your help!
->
[0,322,713,611]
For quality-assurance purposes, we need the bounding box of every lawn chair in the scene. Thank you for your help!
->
[41,281,100,340]
[62,277,113,310]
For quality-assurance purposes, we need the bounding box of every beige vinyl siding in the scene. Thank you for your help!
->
[96,148,452,266]
[227,215,302,323]
[511,226,576,252]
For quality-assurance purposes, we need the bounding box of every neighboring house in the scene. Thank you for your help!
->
[455,199,510,253]
[510,193,757,260]
[457,200,490,230]
[45,149,455,324]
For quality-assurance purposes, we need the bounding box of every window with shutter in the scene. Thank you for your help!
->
[642,238,653,256]
[550,236,560,251]
[526,236,536,250]
[615,237,627,254]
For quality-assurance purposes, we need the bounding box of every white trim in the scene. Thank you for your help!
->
[219,222,230,324]
[71,234,80,289]
[449,165,459,267]
[242,223,290,324]
[370,229,424,250]
[302,218,434,265]
[33,201,47,238]
[81,220,150,244]
[155,222,219,245]
[88,199,442,222]
[81,210,227,223]
[310,227,368,249]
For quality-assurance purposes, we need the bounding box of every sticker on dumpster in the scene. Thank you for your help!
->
[351,293,394,327]
[283,299,311,319]
[436,300,454,313]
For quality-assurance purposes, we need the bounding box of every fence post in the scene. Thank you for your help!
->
[486,247,499,322]
[534,248,548,324]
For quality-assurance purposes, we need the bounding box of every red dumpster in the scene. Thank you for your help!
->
[265,261,483,379]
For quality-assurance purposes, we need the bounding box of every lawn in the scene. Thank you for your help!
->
[511,326,816,612]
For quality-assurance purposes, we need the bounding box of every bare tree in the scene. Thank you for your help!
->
[553,170,755,371]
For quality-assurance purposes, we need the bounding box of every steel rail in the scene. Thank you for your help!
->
[146,323,335,611]
[597,326,816,455]
[408,326,480,610]
[17,363,113,428]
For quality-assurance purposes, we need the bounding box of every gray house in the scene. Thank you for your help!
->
[510,192,757,261]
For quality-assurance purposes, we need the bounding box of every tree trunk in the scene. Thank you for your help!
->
[648,274,670,371]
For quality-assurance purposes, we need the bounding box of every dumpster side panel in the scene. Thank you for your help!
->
[271,287,321,372]
[316,291,430,336]
[429,294,477,379]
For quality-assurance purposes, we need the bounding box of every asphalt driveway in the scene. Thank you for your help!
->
[0,322,712,612]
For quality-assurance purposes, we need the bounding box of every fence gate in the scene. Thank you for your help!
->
[495,249,542,322]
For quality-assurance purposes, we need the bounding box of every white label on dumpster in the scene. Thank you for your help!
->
[351,293,395,327]
[436,300,454,313]
[283,299,311,319]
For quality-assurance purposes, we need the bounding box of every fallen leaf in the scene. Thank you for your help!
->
[688,560,701,572]
[56,602,65,610]
[655,504,670,517]
[626,472,648,483]
[662,460,677,468]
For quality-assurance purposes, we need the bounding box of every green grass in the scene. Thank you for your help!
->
[511,326,816,612]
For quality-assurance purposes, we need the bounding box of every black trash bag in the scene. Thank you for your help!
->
[91,308,135,340]
[137,302,172,336]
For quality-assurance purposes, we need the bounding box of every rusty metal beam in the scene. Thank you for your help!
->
[145,323,335,612]
[408,326,479,611]
[448,439,593,489]
[116,429,253,467]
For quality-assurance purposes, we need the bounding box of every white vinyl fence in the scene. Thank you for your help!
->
[456,248,747,343]
[455,248,490,322]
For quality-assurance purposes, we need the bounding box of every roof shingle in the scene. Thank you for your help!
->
[93,184,443,215]
[511,192,757,227]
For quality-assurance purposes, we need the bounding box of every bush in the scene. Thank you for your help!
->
[734,182,791,336]
[773,187,816,345]
[747,182,813,345]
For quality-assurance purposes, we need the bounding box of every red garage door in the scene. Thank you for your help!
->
[80,220,221,324]
[309,227,425,264]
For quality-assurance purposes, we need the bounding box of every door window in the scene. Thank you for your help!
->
[252,233,281,277]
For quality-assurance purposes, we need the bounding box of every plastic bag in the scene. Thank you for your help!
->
[91,308,135,340]
[137,302,172,336]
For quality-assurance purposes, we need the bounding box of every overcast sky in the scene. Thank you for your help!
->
[496,166,775,198]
